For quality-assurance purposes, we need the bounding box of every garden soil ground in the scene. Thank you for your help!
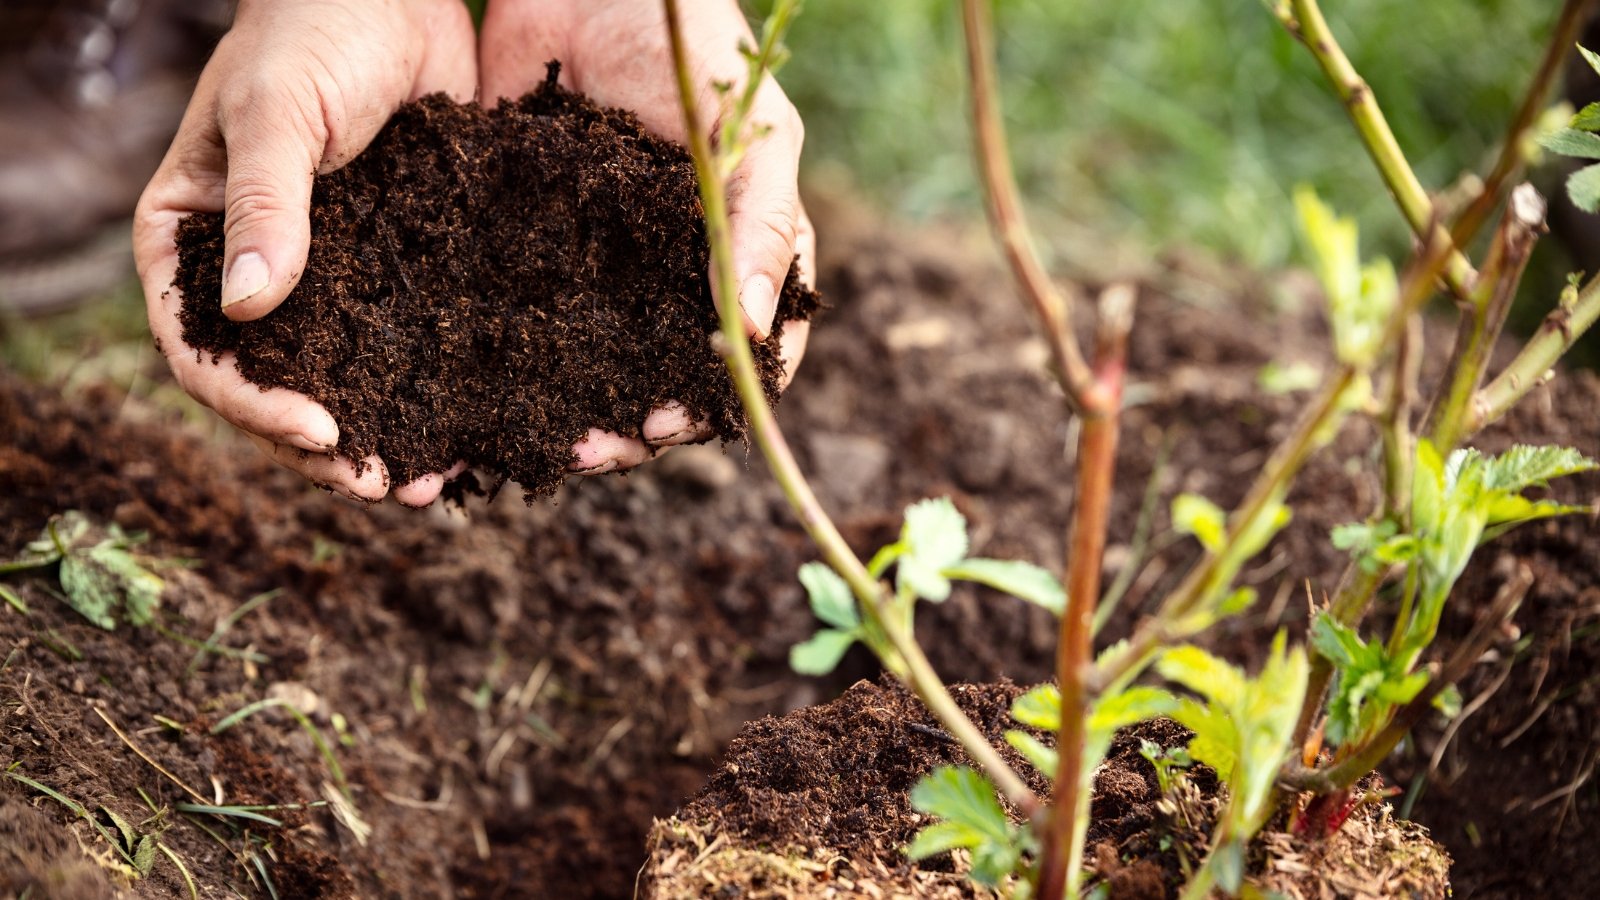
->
[2,195,1597,898]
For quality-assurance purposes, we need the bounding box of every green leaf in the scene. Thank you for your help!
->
[1005,730,1058,777]
[897,556,952,603]
[1569,163,1600,213]
[58,555,119,630]
[1258,360,1323,395]
[1432,684,1463,719]
[1212,840,1246,893]
[1573,101,1600,133]
[1172,494,1227,553]
[788,628,857,675]
[798,562,858,630]
[942,558,1064,615]
[1539,127,1600,160]
[102,805,138,850]
[88,544,164,627]
[907,766,1022,886]
[1157,646,1245,709]
[1582,44,1600,79]
[1479,445,1596,492]
[132,835,158,876]
[1011,684,1061,730]
[906,820,980,859]
[1308,614,1365,668]
[1090,686,1178,736]
[902,498,969,571]
[1218,587,1258,617]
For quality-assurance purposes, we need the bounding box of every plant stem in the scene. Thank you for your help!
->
[1473,273,1600,431]
[1283,0,1477,299]
[660,0,1039,816]
[1451,0,1595,248]
[1036,285,1135,900]
[960,0,1099,411]
[1380,314,1421,522]
[1427,184,1547,452]
[1091,364,1358,694]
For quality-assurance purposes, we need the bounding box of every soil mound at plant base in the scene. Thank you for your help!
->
[642,678,1450,899]
[173,63,819,500]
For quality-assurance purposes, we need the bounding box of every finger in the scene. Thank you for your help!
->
[246,435,389,502]
[569,427,652,474]
[727,85,805,341]
[393,460,469,508]
[794,201,817,289]
[136,210,342,450]
[212,77,326,321]
[413,0,479,102]
[643,401,713,447]
[778,319,811,391]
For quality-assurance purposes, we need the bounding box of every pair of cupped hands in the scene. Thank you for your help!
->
[134,0,813,506]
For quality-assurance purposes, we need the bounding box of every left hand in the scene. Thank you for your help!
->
[479,0,814,474]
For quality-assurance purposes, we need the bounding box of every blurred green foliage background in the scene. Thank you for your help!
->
[759,0,1559,275]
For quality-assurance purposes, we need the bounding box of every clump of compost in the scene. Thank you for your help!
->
[174,63,819,501]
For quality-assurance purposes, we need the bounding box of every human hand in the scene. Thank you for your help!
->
[479,0,815,473]
[134,0,477,505]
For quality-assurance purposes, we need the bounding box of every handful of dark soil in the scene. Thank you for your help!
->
[174,64,818,501]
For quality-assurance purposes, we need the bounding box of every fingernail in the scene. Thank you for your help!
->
[570,459,618,475]
[739,275,777,340]
[222,251,270,309]
[285,432,328,453]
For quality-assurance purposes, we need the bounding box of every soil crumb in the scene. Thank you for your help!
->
[174,62,819,500]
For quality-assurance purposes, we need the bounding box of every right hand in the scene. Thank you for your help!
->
[133,0,476,505]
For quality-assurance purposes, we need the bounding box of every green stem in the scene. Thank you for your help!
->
[1473,273,1600,431]
[660,0,1038,817]
[1427,184,1546,452]
[1091,365,1358,694]
[1451,0,1595,248]
[1283,0,1477,299]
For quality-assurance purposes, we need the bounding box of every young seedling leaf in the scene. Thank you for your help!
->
[1172,494,1227,554]
[907,765,1023,886]
[58,555,120,629]
[1005,729,1059,777]
[132,835,158,876]
[1539,127,1600,160]
[789,628,857,675]
[942,558,1065,615]
[1011,683,1061,731]
[1479,445,1596,492]
[798,562,858,630]
[897,498,969,602]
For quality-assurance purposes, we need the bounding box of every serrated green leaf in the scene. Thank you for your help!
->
[788,628,857,675]
[58,555,119,629]
[132,835,158,876]
[1005,730,1058,777]
[1172,494,1228,553]
[902,498,969,571]
[1308,614,1364,668]
[907,766,1022,886]
[906,820,981,859]
[798,562,858,630]
[1480,445,1596,491]
[1011,684,1061,730]
[1540,127,1600,160]
[1090,686,1178,736]
[1573,101,1600,133]
[942,558,1064,615]
[1157,646,1245,709]
[909,765,1011,842]
[897,556,951,602]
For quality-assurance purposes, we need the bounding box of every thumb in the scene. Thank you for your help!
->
[216,89,323,322]
[727,90,805,341]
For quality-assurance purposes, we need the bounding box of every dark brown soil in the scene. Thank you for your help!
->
[1,196,1597,897]
[173,64,818,498]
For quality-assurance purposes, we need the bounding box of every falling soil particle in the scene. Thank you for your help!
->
[174,63,819,500]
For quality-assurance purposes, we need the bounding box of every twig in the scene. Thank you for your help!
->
[960,0,1098,411]
[93,706,210,805]
[1280,0,1478,299]
[1427,184,1547,451]
[1038,284,1135,900]
[660,0,1039,816]
[1451,0,1596,248]
[1472,272,1600,430]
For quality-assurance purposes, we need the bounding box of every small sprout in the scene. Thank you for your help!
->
[906,765,1033,887]
[1,511,166,630]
